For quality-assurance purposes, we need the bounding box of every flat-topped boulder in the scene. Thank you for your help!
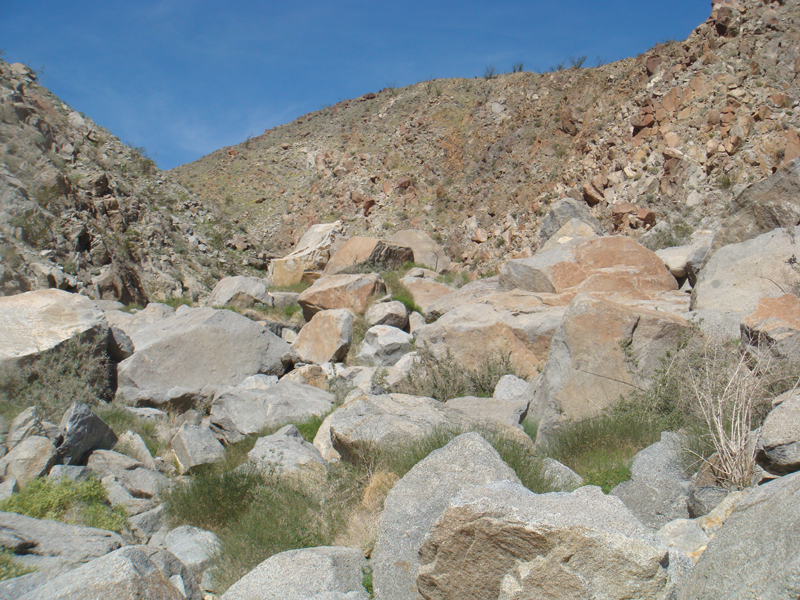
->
[206,276,273,309]
[387,230,451,273]
[297,274,385,321]
[400,276,452,315]
[500,235,677,297]
[323,236,414,275]
[270,221,344,286]
[0,289,108,368]
[116,307,290,410]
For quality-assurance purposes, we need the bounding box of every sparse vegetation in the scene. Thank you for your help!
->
[0,477,127,533]
[483,65,497,80]
[380,269,421,314]
[511,62,524,74]
[0,550,35,581]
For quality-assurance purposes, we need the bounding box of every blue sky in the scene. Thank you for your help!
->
[2,1,710,170]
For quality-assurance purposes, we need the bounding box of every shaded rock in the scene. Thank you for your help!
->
[116,307,290,410]
[538,197,604,245]
[446,395,529,429]
[6,406,47,451]
[164,525,221,582]
[741,293,800,358]
[0,289,108,369]
[0,510,123,576]
[356,325,413,366]
[270,221,345,286]
[210,381,335,444]
[128,505,166,544]
[171,424,225,474]
[500,236,677,297]
[756,389,800,475]
[679,472,800,599]
[542,457,584,491]
[373,433,520,600]
[529,294,690,435]
[293,309,353,365]
[0,436,56,485]
[414,304,540,380]
[219,546,367,600]
[298,274,386,321]
[280,364,330,390]
[207,276,272,309]
[365,300,408,329]
[56,402,117,465]
[539,218,599,252]
[416,482,674,600]
[711,158,800,252]
[17,545,201,600]
[691,226,800,318]
[387,230,451,273]
[116,430,157,471]
[611,432,691,529]
[248,424,327,486]
[323,236,414,275]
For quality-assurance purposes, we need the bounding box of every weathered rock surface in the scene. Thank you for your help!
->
[416,482,675,600]
[656,519,709,564]
[445,396,529,429]
[164,525,221,582]
[611,432,691,529]
[211,381,335,444]
[679,471,800,599]
[248,424,328,486]
[356,325,413,366]
[17,545,201,600]
[116,307,290,409]
[206,276,273,309]
[0,289,108,368]
[691,226,800,317]
[373,433,520,600]
[365,300,408,329]
[298,274,385,321]
[500,236,677,297]
[415,303,540,380]
[529,294,690,434]
[6,407,48,451]
[741,293,800,357]
[57,402,117,465]
[323,236,414,275]
[387,230,450,273]
[220,546,367,600]
[293,309,353,365]
[756,389,800,475]
[171,424,225,473]
[0,436,57,485]
[270,221,345,286]
[538,197,605,245]
[399,277,452,315]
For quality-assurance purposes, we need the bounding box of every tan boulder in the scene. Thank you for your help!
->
[741,293,800,356]
[292,309,353,365]
[500,236,677,298]
[530,294,690,436]
[0,436,57,485]
[387,230,451,273]
[323,236,414,275]
[400,277,452,315]
[414,304,541,379]
[270,221,344,286]
[297,274,386,321]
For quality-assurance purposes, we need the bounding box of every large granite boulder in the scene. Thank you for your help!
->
[373,433,520,600]
[0,289,108,369]
[206,276,273,309]
[116,307,290,410]
[416,482,678,600]
[298,274,386,321]
[210,381,335,445]
[292,309,353,365]
[538,197,604,245]
[0,436,57,485]
[678,471,800,598]
[219,546,367,600]
[270,221,345,286]
[323,236,414,275]
[248,424,328,487]
[756,389,800,475]
[356,325,413,367]
[387,230,451,273]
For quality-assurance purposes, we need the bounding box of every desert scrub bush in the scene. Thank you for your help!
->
[380,270,421,314]
[387,349,519,401]
[0,477,127,533]
[0,337,111,421]
[435,271,470,288]
[0,550,35,581]
[641,220,694,251]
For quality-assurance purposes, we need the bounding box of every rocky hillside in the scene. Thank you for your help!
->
[0,62,251,304]
[171,0,800,273]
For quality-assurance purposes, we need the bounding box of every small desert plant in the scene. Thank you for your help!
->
[569,55,587,69]
[387,348,518,401]
[0,550,35,581]
[716,173,733,189]
[0,337,111,421]
[380,270,421,314]
[0,477,127,533]
[483,65,497,80]
[511,62,524,73]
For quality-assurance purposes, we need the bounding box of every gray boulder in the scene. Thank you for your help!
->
[493,374,529,401]
[373,432,520,600]
[248,424,328,486]
[0,436,56,484]
[56,403,117,465]
[210,381,335,445]
[365,300,408,329]
[219,546,367,600]
[611,432,691,529]
[356,325,413,366]
[207,276,272,309]
[416,482,676,600]
[446,395,529,429]
[756,389,800,475]
[7,407,47,451]
[164,525,221,582]
[171,424,225,474]
[116,307,290,410]
[542,457,584,491]
[129,505,166,544]
[679,471,800,598]
[17,545,200,600]
[0,289,108,369]
[538,197,604,244]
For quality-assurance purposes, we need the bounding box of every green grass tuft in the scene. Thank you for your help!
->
[0,550,35,581]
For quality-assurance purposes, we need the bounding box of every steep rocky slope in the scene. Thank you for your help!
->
[172,0,800,273]
[0,62,248,303]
